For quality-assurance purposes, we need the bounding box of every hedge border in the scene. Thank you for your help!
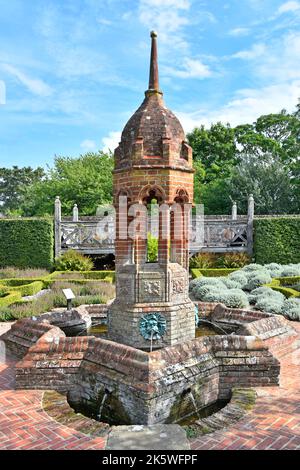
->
[191,268,237,279]
[0,291,22,308]
[254,217,300,264]
[265,277,300,299]
[0,218,54,269]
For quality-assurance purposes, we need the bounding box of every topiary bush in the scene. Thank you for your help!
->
[202,287,228,304]
[282,298,300,321]
[54,250,94,272]
[245,271,272,291]
[223,289,249,309]
[281,266,300,277]
[264,263,284,278]
[255,298,284,315]
[227,271,248,289]
[222,278,243,289]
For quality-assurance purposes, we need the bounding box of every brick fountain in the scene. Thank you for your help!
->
[1,32,298,427]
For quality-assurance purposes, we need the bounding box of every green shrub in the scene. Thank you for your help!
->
[223,289,249,309]
[202,287,228,303]
[189,253,217,269]
[222,278,243,289]
[55,250,94,272]
[282,299,300,321]
[281,267,300,277]
[263,263,283,278]
[0,218,53,269]
[190,252,250,269]
[147,233,158,262]
[245,271,272,291]
[255,298,284,315]
[215,253,250,269]
[254,218,300,264]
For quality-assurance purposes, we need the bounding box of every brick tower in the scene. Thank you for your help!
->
[108,31,195,349]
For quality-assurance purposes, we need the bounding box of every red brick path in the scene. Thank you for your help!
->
[0,324,299,450]
[191,323,300,450]
[0,357,106,450]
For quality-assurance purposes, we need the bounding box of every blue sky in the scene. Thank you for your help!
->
[0,0,299,168]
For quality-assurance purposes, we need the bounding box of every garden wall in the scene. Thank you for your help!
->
[254,217,300,264]
[0,218,54,269]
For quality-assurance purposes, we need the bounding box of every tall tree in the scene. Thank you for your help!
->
[22,151,113,216]
[187,122,238,184]
[228,153,299,215]
[0,166,45,214]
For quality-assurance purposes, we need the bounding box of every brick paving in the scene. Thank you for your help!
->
[0,357,106,450]
[191,323,300,450]
[0,323,299,450]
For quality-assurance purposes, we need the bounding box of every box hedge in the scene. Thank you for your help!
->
[1,280,44,297]
[191,268,237,279]
[254,217,300,264]
[0,218,53,269]
[0,291,22,308]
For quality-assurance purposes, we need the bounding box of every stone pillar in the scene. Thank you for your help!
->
[232,201,237,220]
[247,194,254,256]
[54,196,61,258]
[73,204,79,222]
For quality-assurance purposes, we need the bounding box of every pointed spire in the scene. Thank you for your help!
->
[146,31,162,97]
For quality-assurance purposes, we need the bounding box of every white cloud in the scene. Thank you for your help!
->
[257,31,300,81]
[277,1,300,14]
[176,81,300,132]
[228,27,250,36]
[80,140,97,152]
[232,43,266,60]
[163,58,212,79]
[2,64,52,96]
[0,80,6,105]
[102,131,121,152]
[97,18,112,26]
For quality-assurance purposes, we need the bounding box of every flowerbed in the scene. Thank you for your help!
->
[190,263,300,321]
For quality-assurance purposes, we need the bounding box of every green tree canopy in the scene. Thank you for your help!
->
[21,151,113,216]
[0,166,45,215]
[188,101,300,214]
[228,153,299,215]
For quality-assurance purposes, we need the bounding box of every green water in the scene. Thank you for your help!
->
[177,400,229,426]
[87,324,217,339]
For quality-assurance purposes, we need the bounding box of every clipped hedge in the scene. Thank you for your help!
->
[265,277,300,299]
[275,276,300,286]
[191,268,237,279]
[0,218,53,269]
[254,218,300,264]
[4,280,44,297]
[0,291,22,308]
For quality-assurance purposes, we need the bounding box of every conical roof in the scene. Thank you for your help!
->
[114,32,191,171]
